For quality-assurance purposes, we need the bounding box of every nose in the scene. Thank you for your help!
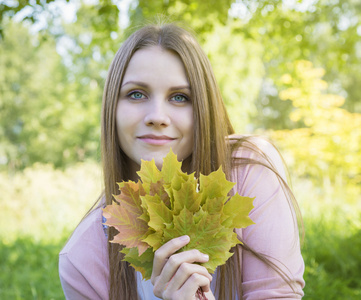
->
[143,101,171,127]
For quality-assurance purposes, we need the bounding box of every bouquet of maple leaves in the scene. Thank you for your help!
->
[103,150,255,284]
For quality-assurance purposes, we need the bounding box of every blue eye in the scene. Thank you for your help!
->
[171,94,189,103]
[129,91,145,99]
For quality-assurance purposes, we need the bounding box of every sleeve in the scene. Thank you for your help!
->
[233,138,305,299]
[59,208,110,300]
[59,253,102,300]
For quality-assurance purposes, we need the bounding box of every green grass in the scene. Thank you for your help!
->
[0,163,360,299]
[0,236,67,299]
[1,218,360,299]
[295,178,361,299]
[302,217,361,299]
[0,162,101,299]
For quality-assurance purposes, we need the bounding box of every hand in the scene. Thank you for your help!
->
[151,235,215,300]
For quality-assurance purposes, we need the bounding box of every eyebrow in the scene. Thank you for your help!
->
[121,81,191,91]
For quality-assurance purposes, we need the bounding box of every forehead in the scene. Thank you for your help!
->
[123,46,188,83]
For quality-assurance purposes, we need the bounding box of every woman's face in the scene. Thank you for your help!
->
[116,46,194,172]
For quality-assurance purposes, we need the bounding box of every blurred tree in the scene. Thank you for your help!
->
[1,0,361,173]
[126,1,264,132]
[127,0,361,132]
[0,19,64,169]
[202,21,264,131]
[270,60,361,189]
[0,1,126,171]
[230,0,361,129]
[0,0,68,38]
[128,0,233,35]
[0,18,102,170]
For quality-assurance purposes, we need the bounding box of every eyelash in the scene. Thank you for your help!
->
[170,93,190,103]
[127,91,146,100]
[126,91,190,103]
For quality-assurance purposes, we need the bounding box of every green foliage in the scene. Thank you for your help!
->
[0,0,62,38]
[0,162,102,241]
[2,0,361,170]
[128,0,233,33]
[294,176,361,299]
[235,0,361,128]
[0,162,102,299]
[202,21,264,132]
[270,61,361,190]
[0,19,102,170]
[103,150,254,279]
[303,216,361,299]
[0,237,66,299]
[128,0,361,131]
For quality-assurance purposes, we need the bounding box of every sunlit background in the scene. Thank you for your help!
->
[0,0,360,298]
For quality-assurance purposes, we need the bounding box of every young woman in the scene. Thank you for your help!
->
[59,23,305,299]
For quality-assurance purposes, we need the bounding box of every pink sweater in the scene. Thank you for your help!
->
[59,139,305,299]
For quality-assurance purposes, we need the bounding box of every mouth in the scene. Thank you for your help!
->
[137,134,176,145]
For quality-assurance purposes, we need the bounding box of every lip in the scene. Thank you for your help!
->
[137,134,176,145]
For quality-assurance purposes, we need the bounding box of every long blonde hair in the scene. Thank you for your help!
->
[101,22,302,299]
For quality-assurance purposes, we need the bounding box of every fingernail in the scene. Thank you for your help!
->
[179,235,189,241]
[202,254,209,260]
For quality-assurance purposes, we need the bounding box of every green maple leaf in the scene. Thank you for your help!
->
[201,196,225,215]
[121,247,154,279]
[203,251,234,272]
[149,180,171,207]
[103,150,255,280]
[174,209,239,273]
[137,159,162,185]
[143,194,173,232]
[173,180,201,214]
[199,167,236,205]
[222,194,255,228]
[163,207,195,242]
[141,230,164,250]
[165,169,196,210]
[161,148,182,184]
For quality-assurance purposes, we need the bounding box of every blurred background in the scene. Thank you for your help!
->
[0,0,360,298]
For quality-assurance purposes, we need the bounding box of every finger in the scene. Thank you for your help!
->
[164,273,211,300]
[153,249,209,296]
[165,263,212,292]
[159,250,209,284]
[203,289,216,299]
[151,235,190,283]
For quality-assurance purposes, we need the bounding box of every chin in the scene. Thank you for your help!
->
[154,158,164,170]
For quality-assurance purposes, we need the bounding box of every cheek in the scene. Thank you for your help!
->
[116,103,136,131]
[177,110,194,154]
[115,108,124,136]
[115,104,132,145]
[183,110,194,138]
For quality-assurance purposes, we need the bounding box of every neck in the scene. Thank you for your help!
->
[124,159,141,182]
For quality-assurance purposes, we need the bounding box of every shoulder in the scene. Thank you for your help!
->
[60,206,107,255]
[229,135,305,297]
[228,135,291,232]
[59,207,109,299]
[228,134,287,182]
[228,134,282,160]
